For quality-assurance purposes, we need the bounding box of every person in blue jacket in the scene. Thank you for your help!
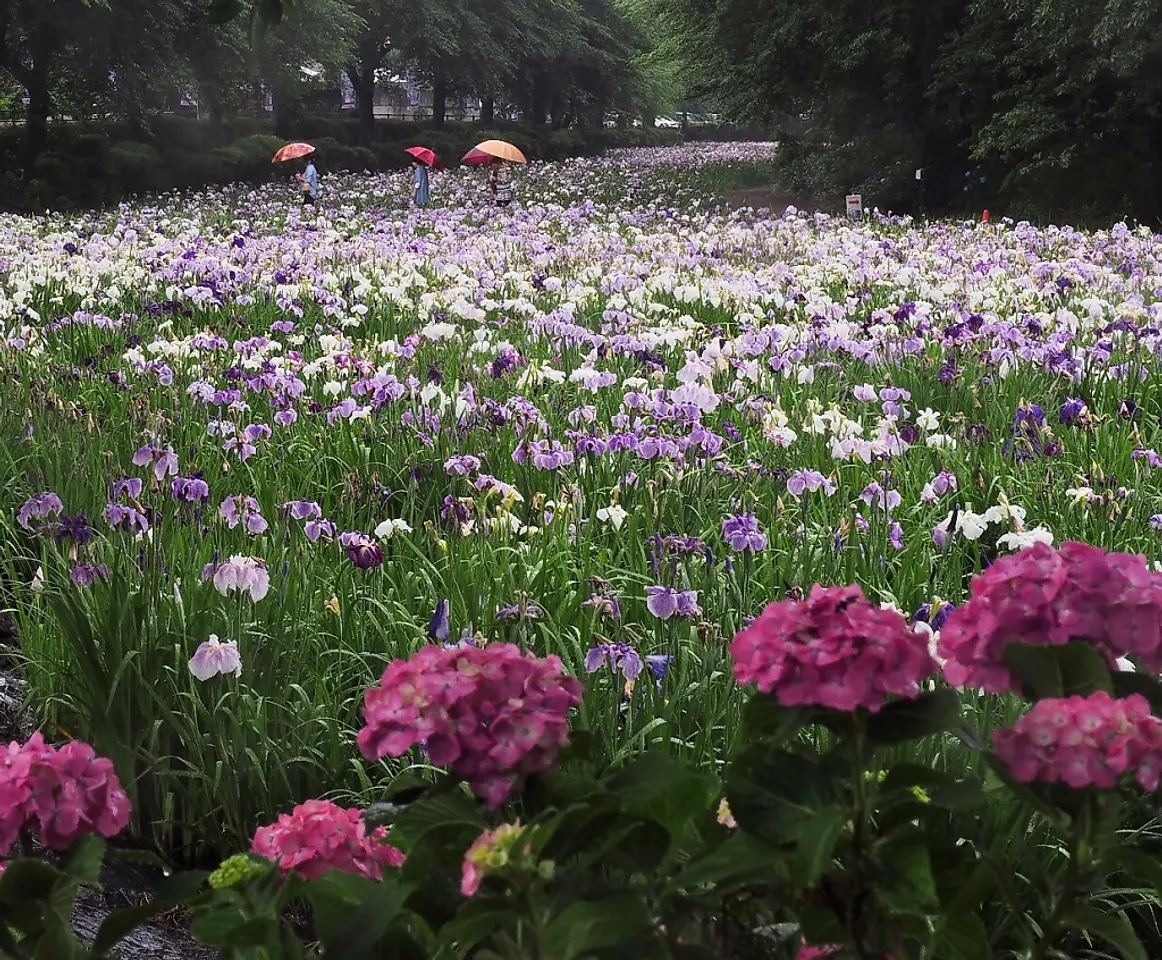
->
[413,159,430,208]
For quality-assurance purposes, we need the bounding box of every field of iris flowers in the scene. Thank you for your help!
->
[3,140,1162,864]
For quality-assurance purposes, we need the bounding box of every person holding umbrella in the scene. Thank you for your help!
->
[272,143,319,205]
[489,161,513,207]
[406,146,436,208]
[298,156,319,206]
[463,140,525,208]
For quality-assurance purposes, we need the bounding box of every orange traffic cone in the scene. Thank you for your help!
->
[982,209,991,223]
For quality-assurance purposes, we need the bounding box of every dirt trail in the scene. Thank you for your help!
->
[716,186,826,214]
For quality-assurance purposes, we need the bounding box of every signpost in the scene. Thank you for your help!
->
[845,194,863,218]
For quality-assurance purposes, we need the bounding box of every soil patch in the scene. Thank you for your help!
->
[0,654,215,959]
[716,185,826,214]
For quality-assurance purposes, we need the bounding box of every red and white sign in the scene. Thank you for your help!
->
[845,194,863,216]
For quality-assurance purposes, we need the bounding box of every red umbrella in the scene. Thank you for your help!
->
[462,147,495,165]
[272,142,315,163]
[406,146,437,167]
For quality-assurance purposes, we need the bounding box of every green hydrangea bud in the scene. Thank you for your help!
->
[209,854,267,890]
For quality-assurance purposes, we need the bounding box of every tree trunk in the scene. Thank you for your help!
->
[431,69,447,129]
[347,63,376,143]
[202,88,227,146]
[22,71,51,170]
[480,96,494,124]
[1,17,58,171]
[530,67,549,125]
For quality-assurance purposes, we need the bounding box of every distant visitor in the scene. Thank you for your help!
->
[299,158,319,206]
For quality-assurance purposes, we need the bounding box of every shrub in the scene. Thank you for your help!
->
[108,141,165,195]
[0,116,683,210]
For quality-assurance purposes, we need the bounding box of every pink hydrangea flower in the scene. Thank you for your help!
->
[730,584,937,712]
[460,822,528,897]
[357,642,583,808]
[796,943,894,960]
[251,799,405,881]
[939,542,1162,693]
[993,691,1162,791]
[0,733,131,855]
[797,946,842,960]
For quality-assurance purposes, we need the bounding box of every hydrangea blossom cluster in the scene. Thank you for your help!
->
[0,732,131,855]
[357,642,582,808]
[993,692,1162,791]
[730,584,937,712]
[939,541,1162,693]
[251,799,405,881]
[460,821,533,897]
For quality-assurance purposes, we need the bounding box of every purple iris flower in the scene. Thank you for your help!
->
[786,470,836,497]
[344,533,384,570]
[644,654,673,681]
[496,600,545,623]
[133,444,179,482]
[889,521,904,550]
[103,503,150,535]
[305,518,335,542]
[444,455,482,477]
[56,513,92,545]
[172,477,210,503]
[860,482,902,512]
[721,513,768,552]
[70,563,109,587]
[428,599,450,642]
[585,642,643,679]
[110,478,143,501]
[581,595,621,618]
[17,492,64,531]
[1059,397,1086,423]
[646,586,700,620]
[285,500,322,521]
[219,495,268,535]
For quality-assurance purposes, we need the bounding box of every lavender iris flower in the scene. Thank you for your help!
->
[646,586,700,620]
[17,492,64,531]
[70,563,109,587]
[103,503,150,535]
[585,642,644,679]
[721,513,768,552]
[581,595,621,618]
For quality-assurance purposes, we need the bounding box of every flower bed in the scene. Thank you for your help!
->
[2,143,1162,956]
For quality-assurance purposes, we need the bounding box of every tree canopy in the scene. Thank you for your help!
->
[0,0,688,167]
[667,0,1162,220]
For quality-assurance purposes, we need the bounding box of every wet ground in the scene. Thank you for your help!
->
[716,186,823,213]
[0,639,215,959]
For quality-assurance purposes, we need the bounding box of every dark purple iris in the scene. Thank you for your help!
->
[427,599,450,642]
[55,513,92,545]
[1059,397,1086,423]
[346,539,384,570]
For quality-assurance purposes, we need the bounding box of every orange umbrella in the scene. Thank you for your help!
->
[272,142,315,164]
[467,139,527,164]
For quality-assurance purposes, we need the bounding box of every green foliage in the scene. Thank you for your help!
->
[0,118,676,210]
[668,0,1162,220]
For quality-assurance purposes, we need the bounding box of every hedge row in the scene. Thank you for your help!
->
[0,117,683,212]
